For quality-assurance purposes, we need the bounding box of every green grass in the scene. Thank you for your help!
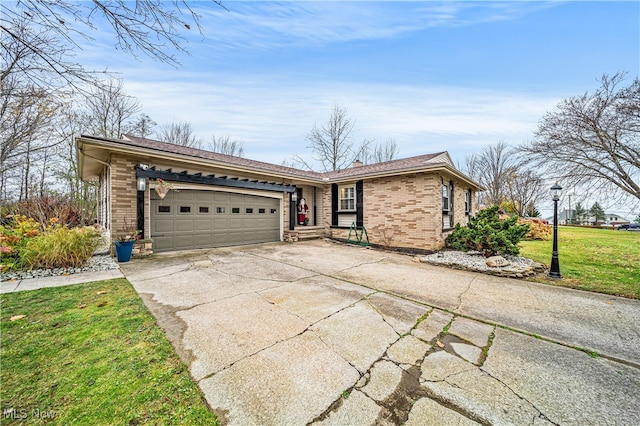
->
[519,226,640,299]
[0,279,218,425]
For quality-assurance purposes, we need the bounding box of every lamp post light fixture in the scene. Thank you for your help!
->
[549,182,562,279]
[136,176,146,192]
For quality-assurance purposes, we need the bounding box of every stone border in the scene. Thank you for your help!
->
[420,250,546,279]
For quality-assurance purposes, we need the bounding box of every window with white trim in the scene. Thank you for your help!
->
[465,189,472,215]
[339,185,355,211]
[442,180,454,229]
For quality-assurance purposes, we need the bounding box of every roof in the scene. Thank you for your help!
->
[77,134,482,189]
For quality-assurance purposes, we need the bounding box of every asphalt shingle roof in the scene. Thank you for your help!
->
[80,134,476,186]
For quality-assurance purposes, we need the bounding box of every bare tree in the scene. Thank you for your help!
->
[158,120,202,148]
[129,114,157,138]
[504,169,545,217]
[464,141,519,207]
[361,138,399,164]
[84,79,140,138]
[520,73,640,202]
[1,1,225,91]
[0,77,60,200]
[207,135,244,157]
[301,104,371,172]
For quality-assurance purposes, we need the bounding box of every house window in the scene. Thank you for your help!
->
[216,207,225,214]
[232,208,240,214]
[179,206,191,214]
[442,180,454,229]
[465,189,472,216]
[199,206,209,214]
[259,208,266,214]
[158,205,170,213]
[271,208,277,214]
[340,185,355,211]
[246,208,253,214]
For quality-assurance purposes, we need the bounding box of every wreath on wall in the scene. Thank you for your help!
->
[151,178,177,200]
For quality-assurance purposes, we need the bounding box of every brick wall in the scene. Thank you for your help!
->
[321,172,476,252]
[110,156,139,244]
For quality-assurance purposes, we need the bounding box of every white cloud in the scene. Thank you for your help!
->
[190,1,561,53]
[122,68,558,165]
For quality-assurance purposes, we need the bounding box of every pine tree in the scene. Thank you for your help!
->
[572,202,586,225]
[590,202,605,225]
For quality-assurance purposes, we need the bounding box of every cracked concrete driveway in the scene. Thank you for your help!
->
[120,239,640,425]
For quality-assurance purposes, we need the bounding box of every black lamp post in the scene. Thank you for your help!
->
[549,182,562,279]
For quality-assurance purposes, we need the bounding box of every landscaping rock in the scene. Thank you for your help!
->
[420,251,544,278]
[485,255,509,267]
[0,254,120,282]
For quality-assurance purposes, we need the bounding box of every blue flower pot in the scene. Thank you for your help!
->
[114,240,135,262]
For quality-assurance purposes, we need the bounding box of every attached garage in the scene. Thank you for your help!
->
[151,189,281,252]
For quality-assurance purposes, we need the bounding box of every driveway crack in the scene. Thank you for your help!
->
[479,368,561,426]
[456,276,477,311]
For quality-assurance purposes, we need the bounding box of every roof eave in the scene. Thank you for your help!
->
[76,135,325,184]
[328,163,484,190]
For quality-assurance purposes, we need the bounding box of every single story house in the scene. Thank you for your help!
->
[77,134,483,255]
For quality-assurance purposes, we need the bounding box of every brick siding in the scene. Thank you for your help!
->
[321,172,475,252]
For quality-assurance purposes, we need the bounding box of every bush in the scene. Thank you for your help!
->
[520,217,551,240]
[1,216,100,271]
[1,215,42,271]
[8,195,88,227]
[445,206,530,257]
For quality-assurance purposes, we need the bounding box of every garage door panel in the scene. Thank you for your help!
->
[195,219,212,231]
[176,219,194,232]
[151,189,281,252]
[174,191,195,201]
[228,231,243,243]
[213,193,229,202]
[195,234,213,246]
[153,236,174,251]
[154,219,174,233]
[214,217,229,228]
[228,218,243,230]
[229,193,244,203]
[175,235,195,249]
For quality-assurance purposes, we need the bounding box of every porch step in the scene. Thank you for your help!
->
[286,226,325,241]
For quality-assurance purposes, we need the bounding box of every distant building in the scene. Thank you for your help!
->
[547,209,631,227]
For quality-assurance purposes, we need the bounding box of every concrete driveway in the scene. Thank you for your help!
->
[120,239,640,425]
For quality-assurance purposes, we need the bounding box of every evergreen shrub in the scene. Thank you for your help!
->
[445,206,530,257]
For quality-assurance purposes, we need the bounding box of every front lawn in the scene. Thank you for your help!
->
[519,226,639,299]
[0,279,218,425]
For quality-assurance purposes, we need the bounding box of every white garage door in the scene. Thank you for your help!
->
[151,189,281,252]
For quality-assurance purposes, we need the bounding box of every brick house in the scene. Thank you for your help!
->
[77,134,483,255]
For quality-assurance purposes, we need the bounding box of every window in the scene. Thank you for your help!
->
[199,206,209,214]
[442,180,454,229]
[158,205,170,213]
[179,206,191,213]
[259,208,266,214]
[232,207,240,214]
[465,189,472,215]
[271,208,277,214]
[216,207,225,214]
[339,185,355,211]
[442,183,449,212]
[246,208,253,214]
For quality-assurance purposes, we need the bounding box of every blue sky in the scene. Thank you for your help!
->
[81,1,638,214]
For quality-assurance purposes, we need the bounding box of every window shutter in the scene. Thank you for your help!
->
[331,184,338,226]
[356,180,364,227]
